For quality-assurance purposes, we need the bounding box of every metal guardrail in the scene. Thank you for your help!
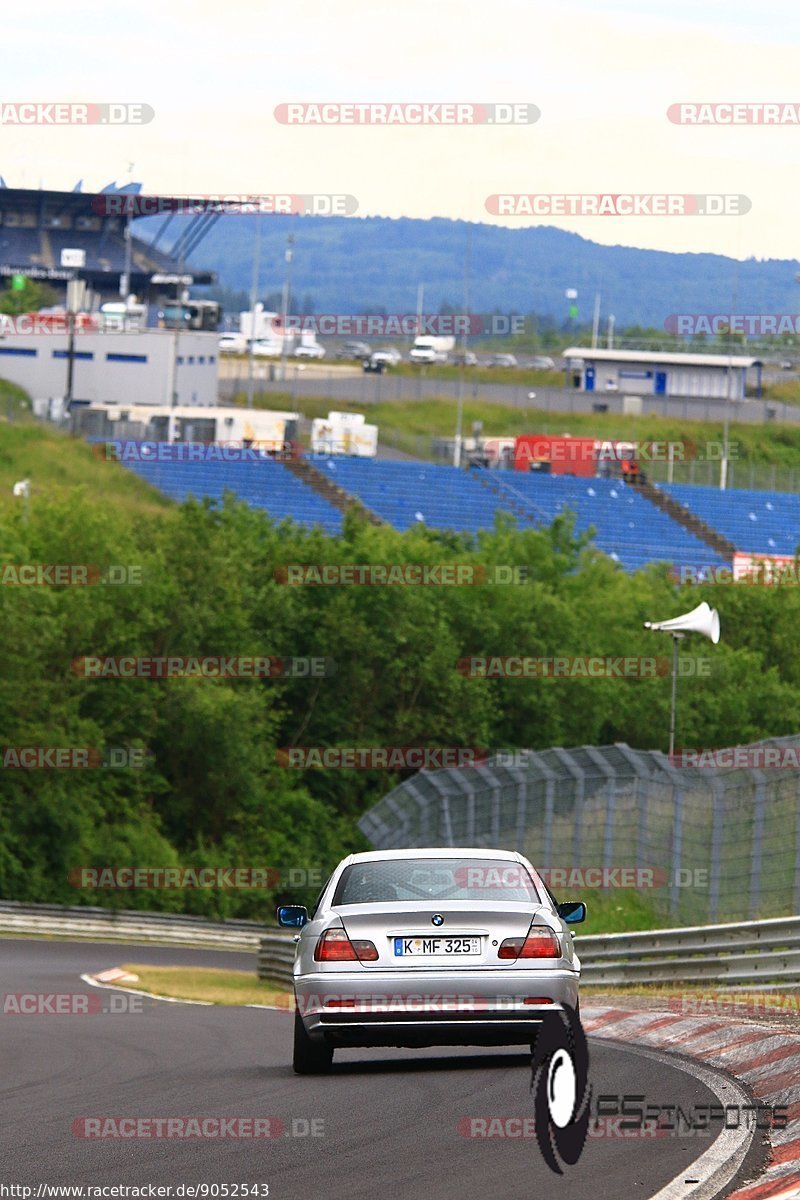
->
[257,935,297,987]
[3,900,796,991]
[576,914,800,990]
[258,915,800,992]
[0,900,267,951]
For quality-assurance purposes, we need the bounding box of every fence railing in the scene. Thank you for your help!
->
[576,914,800,989]
[257,934,297,986]
[2,899,796,991]
[256,915,800,991]
[0,900,266,951]
[359,739,800,925]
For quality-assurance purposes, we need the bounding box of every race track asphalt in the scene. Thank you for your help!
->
[0,938,752,1200]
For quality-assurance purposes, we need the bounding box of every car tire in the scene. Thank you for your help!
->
[292,1012,334,1075]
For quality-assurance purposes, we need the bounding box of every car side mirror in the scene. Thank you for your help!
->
[277,905,308,928]
[557,901,587,924]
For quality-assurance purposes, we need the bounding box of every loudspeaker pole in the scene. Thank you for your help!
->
[669,632,683,758]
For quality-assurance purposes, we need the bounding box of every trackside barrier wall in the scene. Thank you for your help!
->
[358,737,800,924]
[0,899,796,990]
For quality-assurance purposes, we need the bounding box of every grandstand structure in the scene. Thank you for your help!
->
[115,444,784,573]
[123,449,344,535]
[0,182,215,310]
[662,483,800,558]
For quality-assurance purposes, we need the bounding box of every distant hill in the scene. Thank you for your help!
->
[136,214,798,329]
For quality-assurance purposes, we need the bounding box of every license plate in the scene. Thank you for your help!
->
[393,936,481,957]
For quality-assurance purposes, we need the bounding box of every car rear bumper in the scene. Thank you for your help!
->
[294,968,579,1047]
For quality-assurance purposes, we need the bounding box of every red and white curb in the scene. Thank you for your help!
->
[584,1006,800,1200]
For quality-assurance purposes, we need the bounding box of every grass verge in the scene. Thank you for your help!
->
[116,963,292,1007]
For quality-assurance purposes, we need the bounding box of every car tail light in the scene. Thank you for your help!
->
[314,929,379,962]
[497,928,561,960]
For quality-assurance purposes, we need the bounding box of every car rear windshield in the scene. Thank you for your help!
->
[332,858,545,905]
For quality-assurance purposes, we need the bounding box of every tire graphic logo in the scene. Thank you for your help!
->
[530,1003,592,1173]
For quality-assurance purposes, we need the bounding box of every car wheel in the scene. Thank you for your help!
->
[292,1011,333,1075]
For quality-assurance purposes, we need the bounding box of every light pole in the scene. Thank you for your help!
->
[64,278,85,411]
[591,291,601,349]
[246,211,262,410]
[280,233,295,382]
[454,227,472,468]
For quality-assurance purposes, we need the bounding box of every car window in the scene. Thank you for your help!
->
[332,858,546,905]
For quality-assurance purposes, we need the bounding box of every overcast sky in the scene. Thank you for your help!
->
[2,0,799,261]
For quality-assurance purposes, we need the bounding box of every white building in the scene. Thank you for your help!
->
[563,348,763,401]
[0,328,219,407]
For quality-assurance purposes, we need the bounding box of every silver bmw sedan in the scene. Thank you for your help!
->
[277,847,586,1073]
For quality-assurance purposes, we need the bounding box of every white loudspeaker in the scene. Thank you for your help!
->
[644,601,720,644]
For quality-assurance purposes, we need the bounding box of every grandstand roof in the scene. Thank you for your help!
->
[0,186,215,286]
[563,347,761,368]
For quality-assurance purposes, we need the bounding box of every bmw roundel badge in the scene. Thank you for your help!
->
[431,914,444,927]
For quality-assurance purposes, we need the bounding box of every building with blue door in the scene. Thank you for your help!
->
[562,348,762,400]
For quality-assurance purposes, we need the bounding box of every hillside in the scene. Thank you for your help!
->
[136,213,799,329]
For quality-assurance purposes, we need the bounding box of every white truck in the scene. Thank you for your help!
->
[409,335,455,364]
[310,411,377,457]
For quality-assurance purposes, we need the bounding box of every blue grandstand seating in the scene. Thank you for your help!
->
[115,444,735,572]
[118,444,343,535]
[0,226,171,274]
[0,227,43,263]
[319,459,729,572]
[662,484,800,556]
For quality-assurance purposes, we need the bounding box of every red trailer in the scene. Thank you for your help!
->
[513,435,640,481]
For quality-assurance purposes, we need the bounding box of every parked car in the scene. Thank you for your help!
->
[218,333,247,354]
[530,355,556,370]
[488,353,519,368]
[780,360,794,370]
[251,339,282,357]
[295,343,326,359]
[367,349,401,368]
[336,341,371,361]
[409,335,454,364]
[451,351,479,367]
[278,847,585,1074]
